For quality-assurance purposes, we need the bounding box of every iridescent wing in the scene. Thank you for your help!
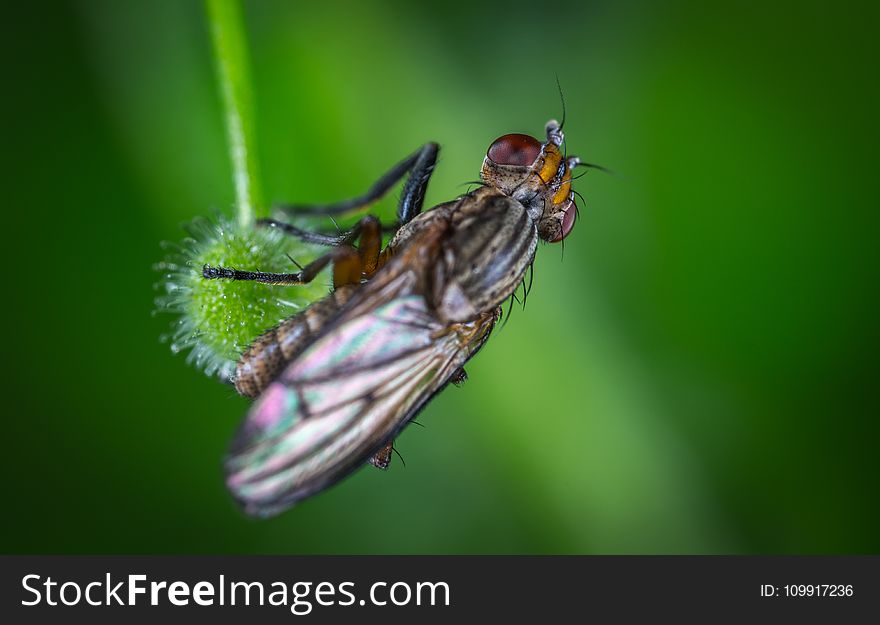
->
[225,267,497,517]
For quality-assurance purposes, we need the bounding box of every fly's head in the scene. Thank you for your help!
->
[480,119,580,243]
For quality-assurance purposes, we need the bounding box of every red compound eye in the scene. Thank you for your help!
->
[549,201,577,243]
[487,133,542,166]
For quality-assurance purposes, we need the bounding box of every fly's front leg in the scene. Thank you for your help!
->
[275,143,438,226]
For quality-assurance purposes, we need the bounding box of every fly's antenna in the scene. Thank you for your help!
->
[555,74,567,131]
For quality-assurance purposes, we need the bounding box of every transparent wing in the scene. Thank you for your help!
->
[225,270,495,517]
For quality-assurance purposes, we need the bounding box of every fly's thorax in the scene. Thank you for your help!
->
[433,188,537,323]
[387,200,455,251]
[480,120,579,243]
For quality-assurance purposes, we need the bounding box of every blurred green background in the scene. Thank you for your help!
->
[2,0,877,554]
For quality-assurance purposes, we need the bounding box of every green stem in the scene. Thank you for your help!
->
[205,0,264,227]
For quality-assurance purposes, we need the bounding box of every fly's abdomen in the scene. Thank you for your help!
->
[234,285,357,397]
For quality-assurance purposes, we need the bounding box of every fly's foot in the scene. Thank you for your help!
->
[451,367,468,387]
[369,440,394,470]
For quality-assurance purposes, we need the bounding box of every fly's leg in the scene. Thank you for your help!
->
[202,253,335,286]
[258,215,389,277]
[275,142,438,226]
[357,214,383,275]
[450,367,468,386]
[396,142,438,225]
[369,441,394,470]
[201,216,385,287]
[327,215,385,284]
[256,218,399,247]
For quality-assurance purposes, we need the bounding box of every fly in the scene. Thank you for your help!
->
[203,119,586,516]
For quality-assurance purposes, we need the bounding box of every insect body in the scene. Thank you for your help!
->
[204,119,584,516]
